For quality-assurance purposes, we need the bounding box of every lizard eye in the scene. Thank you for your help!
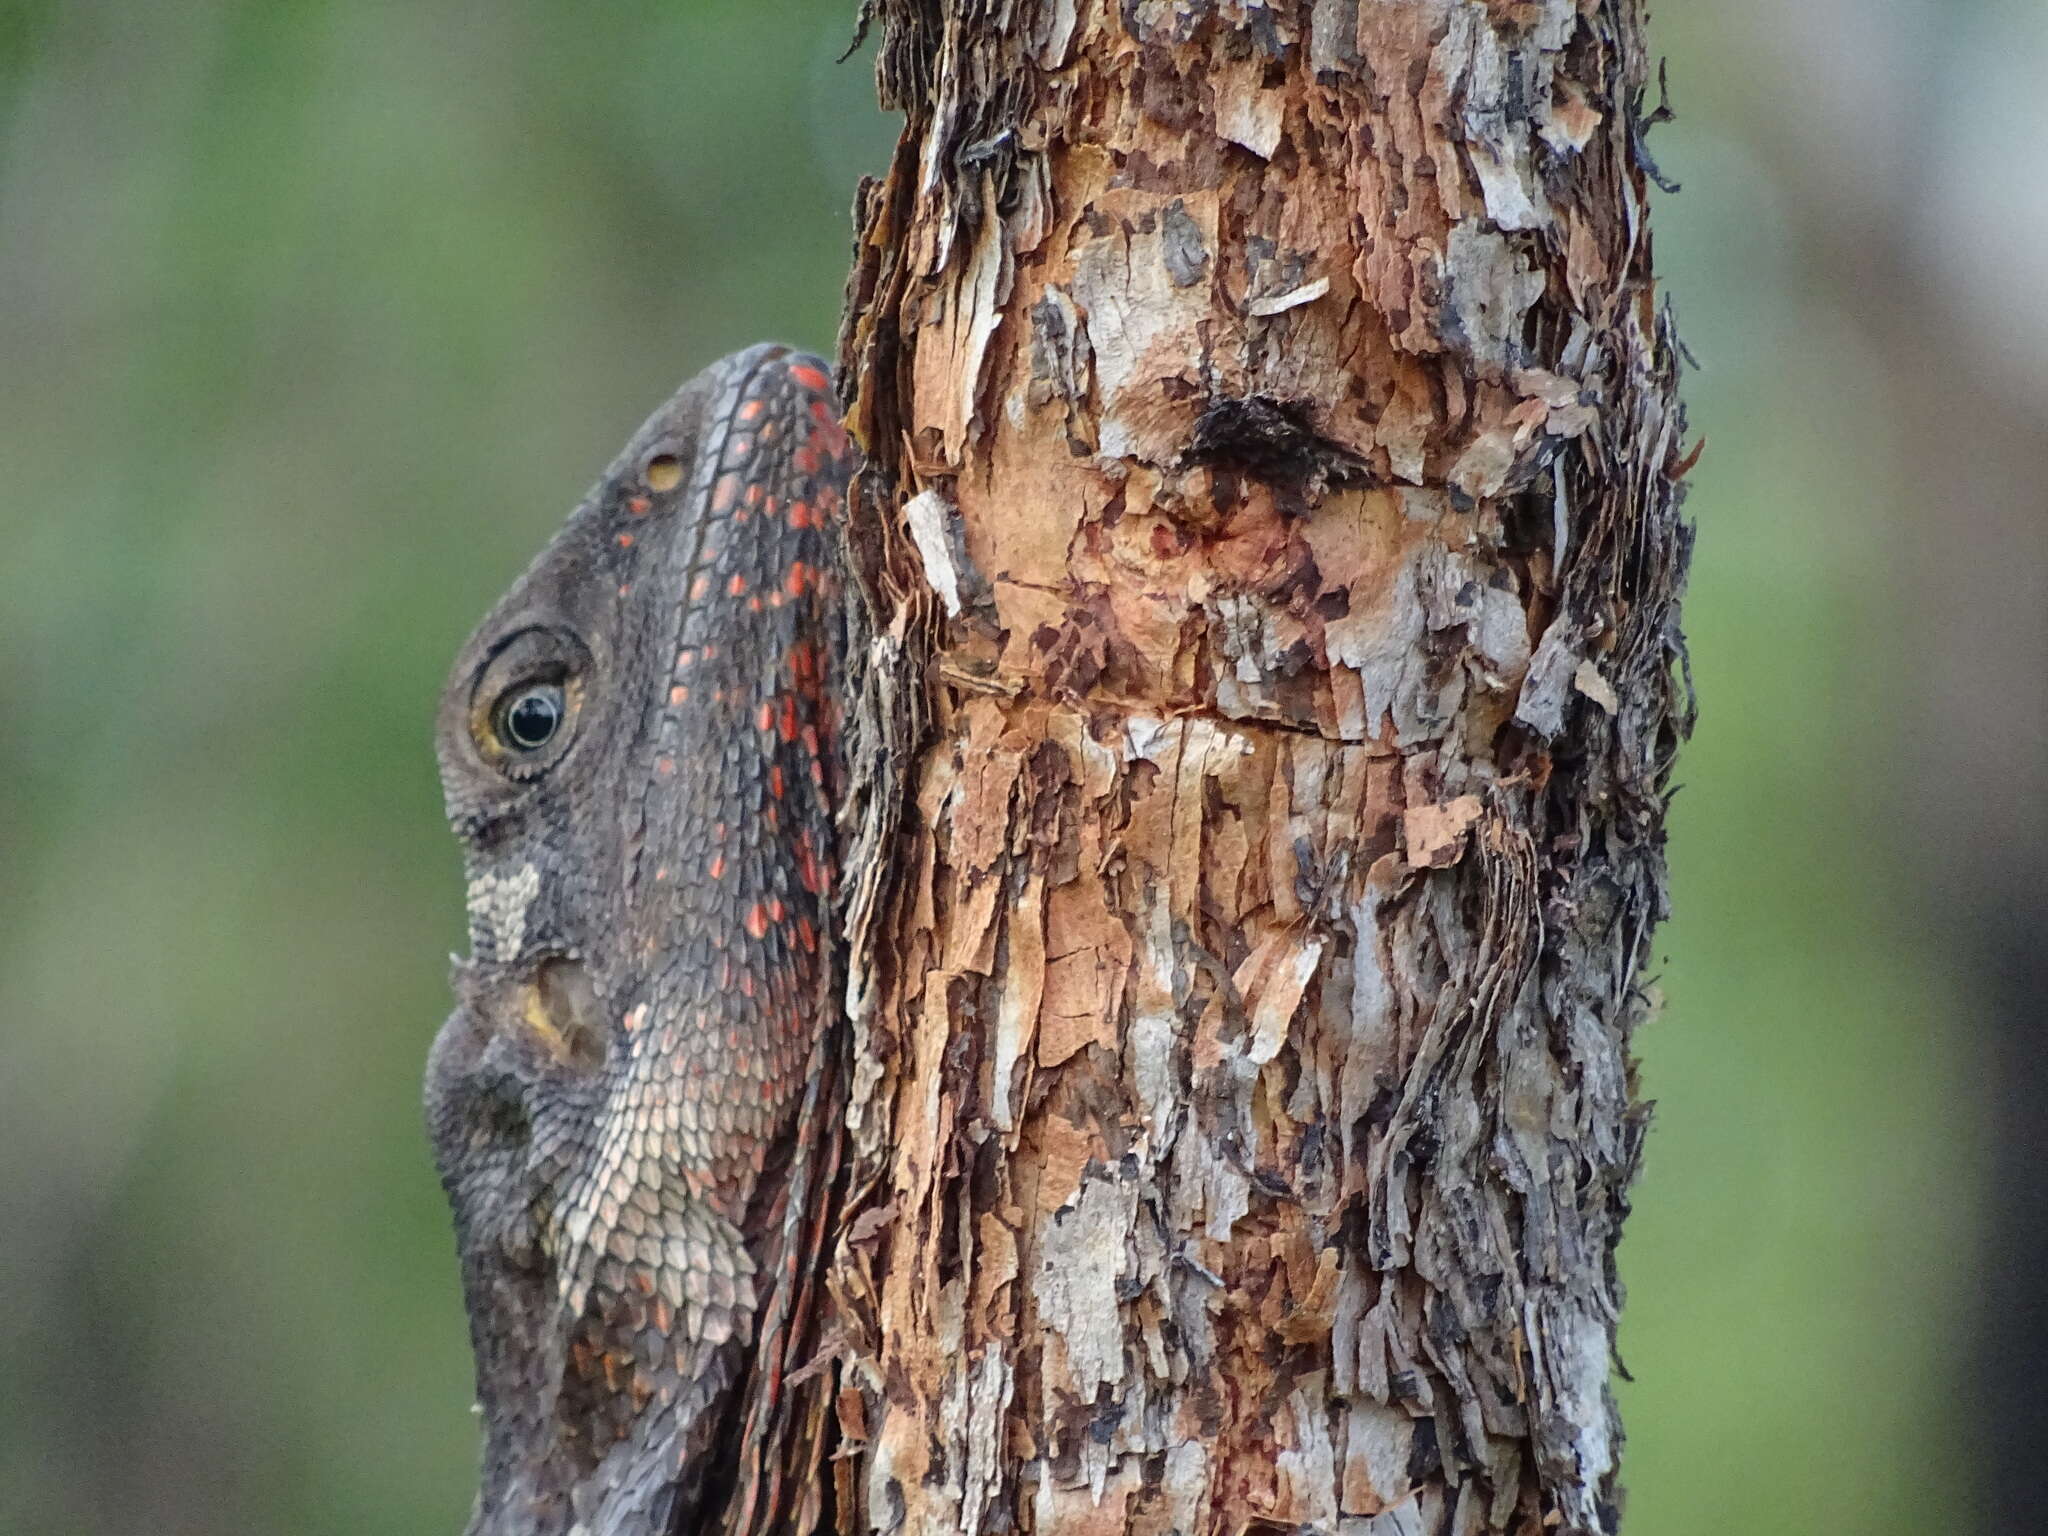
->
[496,684,564,751]
[462,626,591,779]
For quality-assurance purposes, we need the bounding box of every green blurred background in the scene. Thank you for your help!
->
[3,3,2038,1533]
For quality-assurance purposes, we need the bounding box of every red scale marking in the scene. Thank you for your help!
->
[580,360,844,1342]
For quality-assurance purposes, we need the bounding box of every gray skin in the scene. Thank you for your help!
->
[427,345,849,1536]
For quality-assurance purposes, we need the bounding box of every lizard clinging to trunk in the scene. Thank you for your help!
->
[427,345,853,1536]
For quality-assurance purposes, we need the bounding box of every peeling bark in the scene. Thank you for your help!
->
[828,3,1688,1532]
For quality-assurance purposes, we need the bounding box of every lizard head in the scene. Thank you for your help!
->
[428,374,717,1266]
[424,346,848,1535]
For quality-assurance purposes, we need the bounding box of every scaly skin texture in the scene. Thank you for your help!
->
[428,345,851,1536]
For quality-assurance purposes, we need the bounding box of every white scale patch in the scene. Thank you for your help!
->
[465,862,541,959]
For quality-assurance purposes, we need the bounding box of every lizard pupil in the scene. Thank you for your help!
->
[500,685,564,751]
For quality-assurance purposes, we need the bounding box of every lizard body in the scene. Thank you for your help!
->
[428,345,851,1536]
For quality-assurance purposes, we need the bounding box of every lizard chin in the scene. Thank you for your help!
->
[430,964,756,1536]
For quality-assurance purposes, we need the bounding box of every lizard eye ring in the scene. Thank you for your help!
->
[466,626,591,779]
[496,684,564,751]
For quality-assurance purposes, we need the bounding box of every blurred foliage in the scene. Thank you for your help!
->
[0,3,2000,1533]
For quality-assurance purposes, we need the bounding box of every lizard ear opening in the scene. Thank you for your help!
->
[531,958,607,1075]
[466,626,592,781]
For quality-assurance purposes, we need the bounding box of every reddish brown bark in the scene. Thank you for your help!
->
[827,5,1688,1532]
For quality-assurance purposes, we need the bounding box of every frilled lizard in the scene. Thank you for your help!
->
[427,345,853,1536]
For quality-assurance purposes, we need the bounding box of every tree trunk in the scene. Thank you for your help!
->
[828,4,1688,1533]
